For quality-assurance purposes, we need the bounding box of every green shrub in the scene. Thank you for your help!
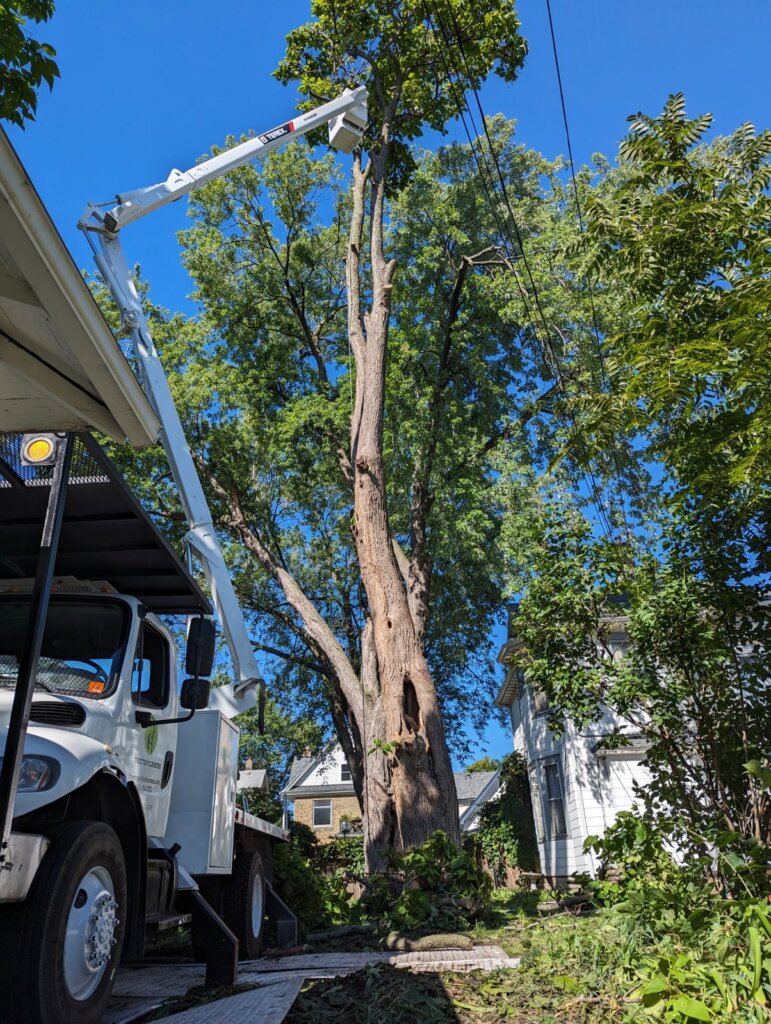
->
[580,813,771,1021]
[471,820,519,887]
[273,822,356,936]
[474,752,539,875]
[362,830,493,934]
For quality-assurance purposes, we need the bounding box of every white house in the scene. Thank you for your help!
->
[496,606,650,884]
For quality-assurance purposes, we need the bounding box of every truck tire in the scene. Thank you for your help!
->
[0,821,127,1024]
[223,849,265,960]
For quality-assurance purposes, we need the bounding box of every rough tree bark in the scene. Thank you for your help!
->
[347,131,460,854]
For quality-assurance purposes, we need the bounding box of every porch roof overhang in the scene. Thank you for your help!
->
[0,130,159,446]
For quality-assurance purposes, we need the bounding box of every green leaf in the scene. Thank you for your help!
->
[748,925,762,994]
[552,975,579,992]
[670,995,712,1021]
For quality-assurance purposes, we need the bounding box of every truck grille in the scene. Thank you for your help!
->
[29,701,86,727]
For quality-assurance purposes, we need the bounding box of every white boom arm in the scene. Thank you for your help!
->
[79,87,367,718]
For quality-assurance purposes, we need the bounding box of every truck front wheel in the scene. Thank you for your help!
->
[223,849,265,960]
[0,821,127,1024]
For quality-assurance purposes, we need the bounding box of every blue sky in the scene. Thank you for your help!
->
[7,0,771,764]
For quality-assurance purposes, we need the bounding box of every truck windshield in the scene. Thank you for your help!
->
[0,597,128,699]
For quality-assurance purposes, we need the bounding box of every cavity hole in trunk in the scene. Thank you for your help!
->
[402,678,420,733]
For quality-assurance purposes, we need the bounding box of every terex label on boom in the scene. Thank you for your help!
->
[258,121,294,144]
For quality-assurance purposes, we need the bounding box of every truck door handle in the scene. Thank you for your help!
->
[161,751,174,789]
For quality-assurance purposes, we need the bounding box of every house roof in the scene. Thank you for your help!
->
[459,769,503,832]
[285,755,315,791]
[237,768,268,793]
[0,130,159,446]
[290,784,356,799]
[454,771,499,803]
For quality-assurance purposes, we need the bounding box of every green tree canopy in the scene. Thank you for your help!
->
[0,1,58,127]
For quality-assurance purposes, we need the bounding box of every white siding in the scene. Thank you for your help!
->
[513,685,650,881]
[302,746,351,787]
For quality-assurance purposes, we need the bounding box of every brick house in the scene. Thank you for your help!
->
[283,742,501,840]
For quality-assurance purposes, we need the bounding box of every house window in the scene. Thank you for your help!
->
[313,800,332,827]
[531,688,550,716]
[340,762,351,783]
[528,764,545,844]
[543,762,568,837]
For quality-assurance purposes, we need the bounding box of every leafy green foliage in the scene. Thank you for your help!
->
[273,822,357,936]
[579,815,771,1022]
[464,756,500,773]
[473,752,539,880]
[0,1,58,126]
[275,0,526,188]
[361,831,492,933]
[316,835,366,878]
[580,92,771,532]
[509,499,770,870]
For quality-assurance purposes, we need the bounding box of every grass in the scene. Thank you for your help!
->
[285,890,627,1024]
[132,891,630,1022]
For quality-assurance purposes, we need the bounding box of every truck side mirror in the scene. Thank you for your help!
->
[186,617,216,678]
[180,678,211,710]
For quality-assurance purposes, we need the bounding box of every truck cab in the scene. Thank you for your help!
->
[0,436,293,1024]
[0,586,180,837]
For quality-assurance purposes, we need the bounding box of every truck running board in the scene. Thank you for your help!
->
[265,882,298,948]
[145,910,193,934]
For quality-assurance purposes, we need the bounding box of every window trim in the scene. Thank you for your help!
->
[312,799,333,828]
[541,760,568,839]
[340,762,352,783]
[131,621,171,709]
[531,687,551,717]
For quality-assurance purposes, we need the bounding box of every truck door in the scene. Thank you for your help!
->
[122,621,177,838]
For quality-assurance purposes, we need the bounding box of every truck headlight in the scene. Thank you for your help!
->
[0,756,59,792]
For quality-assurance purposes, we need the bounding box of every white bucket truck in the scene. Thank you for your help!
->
[0,83,367,1024]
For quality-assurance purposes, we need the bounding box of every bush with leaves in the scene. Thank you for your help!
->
[316,835,365,878]
[361,831,492,934]
[577,813,771,1022]
[273,822,356,936]
[0,2,59,126]
[472,752,539,882]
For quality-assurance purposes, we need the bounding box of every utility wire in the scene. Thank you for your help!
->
[428,0,615,539]
[544,0,634,539]
[419,2,562,383]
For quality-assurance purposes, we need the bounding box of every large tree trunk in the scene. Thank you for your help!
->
[348,145,460,855]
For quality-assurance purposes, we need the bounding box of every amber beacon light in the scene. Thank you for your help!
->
[20,433,58,466]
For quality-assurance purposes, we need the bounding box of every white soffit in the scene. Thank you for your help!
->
[0,129,159,446]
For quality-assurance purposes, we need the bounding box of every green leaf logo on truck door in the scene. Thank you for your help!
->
[144,723,159,755]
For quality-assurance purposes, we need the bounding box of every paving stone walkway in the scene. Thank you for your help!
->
[105,944,520,1023]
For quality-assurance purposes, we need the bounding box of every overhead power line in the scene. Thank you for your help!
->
[425,0,616,539]
[544,0,634,540]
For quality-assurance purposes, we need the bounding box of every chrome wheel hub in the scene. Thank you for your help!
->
[64,866,119,1001]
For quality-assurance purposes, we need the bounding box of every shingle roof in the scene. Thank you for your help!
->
[454,771,498,802]
[286,756,314,789]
